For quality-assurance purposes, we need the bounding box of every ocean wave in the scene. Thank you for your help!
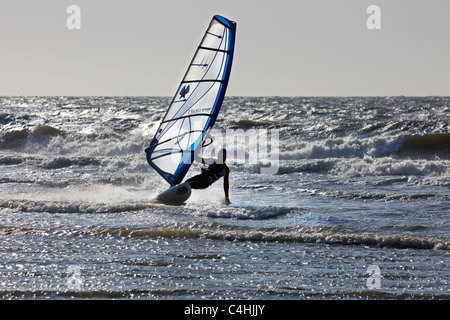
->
[38,156,101,169]
[277,158,450,182]
[187,204,294,220]
[0,155,23,165]
[0,199,156,214]
[2,219,447,250]
[227,119,281,129]
[0,129,29,149]
[0,125,130,149]
[102,225,449,251]
[299,188,447,201]
[402,133,450,155]
[0,125,146,168]
[283,133,449,161]
[0,126,66,149]
[328,158,450,179]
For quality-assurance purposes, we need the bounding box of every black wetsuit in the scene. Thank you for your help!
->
[186,162,230,198]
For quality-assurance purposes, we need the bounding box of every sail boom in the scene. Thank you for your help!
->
[150,149,194,162]
[146,129,207,150]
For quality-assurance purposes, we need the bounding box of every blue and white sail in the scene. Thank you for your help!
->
[146,15,236,186]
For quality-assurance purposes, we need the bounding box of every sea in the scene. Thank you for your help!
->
[0,96,449,301]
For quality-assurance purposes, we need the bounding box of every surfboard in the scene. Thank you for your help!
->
[145,15,236,205]
[156,182,192,205]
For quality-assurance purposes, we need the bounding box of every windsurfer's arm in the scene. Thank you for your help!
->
[224,166,230,205]
[195,155,215,174]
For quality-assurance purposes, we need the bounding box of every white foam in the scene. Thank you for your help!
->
[282,134,407,161]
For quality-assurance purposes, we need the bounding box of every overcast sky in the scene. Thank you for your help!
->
[1,0,449,96]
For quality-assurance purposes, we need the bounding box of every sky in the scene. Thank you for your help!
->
[1,0,449,96]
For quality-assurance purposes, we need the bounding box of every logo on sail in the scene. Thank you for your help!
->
[179,85,190,99]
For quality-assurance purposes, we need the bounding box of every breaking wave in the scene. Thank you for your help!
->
[283,133,450,161]
[0,199,156,214]
[4,217,445,251]
[0,125,64,149]
[101,225,449,251]
[276,158,450,184]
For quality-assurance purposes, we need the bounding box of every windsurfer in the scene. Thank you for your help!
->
[186,148,231,205]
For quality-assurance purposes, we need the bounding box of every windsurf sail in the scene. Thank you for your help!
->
[145,15,236,186]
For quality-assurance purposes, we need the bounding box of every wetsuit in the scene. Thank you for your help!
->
[186,162,230,198]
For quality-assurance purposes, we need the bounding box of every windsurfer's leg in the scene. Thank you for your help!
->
[186,174,210,189]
